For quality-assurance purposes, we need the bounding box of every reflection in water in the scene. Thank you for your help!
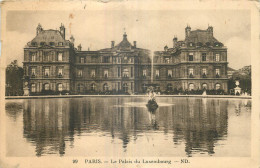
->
[5,97,251,157]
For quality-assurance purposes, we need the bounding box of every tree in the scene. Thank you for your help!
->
[228,65,251,95]
[6,60,24,96]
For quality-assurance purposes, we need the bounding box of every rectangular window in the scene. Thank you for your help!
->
[91,70,95,77]
[202,68,207,75]
[78,69,83,77]
[215,54,220,61]
[202,53,206,61]
[31,68,36,76]
[31,53,36,61]
[44,68,50,77]
[131,67,133,77]
[58,68,63,76]
[216,68,220,75]
[123,69,129,77]
[103,56,109,63]
[156,69,160,77]
[118,67,121,77]
[31,84,36,92]
[188,53,194,61]
[165,58,170,63]
[58,53,63,61]
[168,70,172,77]
[143,69,147,77]
[104,70,108,78]
[58,42,63,46]
[189,68,194,75]
[80,57,85,63]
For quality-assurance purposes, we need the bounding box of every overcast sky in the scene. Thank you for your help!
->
[5,9,250,69]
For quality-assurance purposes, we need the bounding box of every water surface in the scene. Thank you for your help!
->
[5,97,251,157]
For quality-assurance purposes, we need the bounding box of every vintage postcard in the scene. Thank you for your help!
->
[0,0,259,168]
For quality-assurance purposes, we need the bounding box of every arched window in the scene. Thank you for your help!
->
[167,83,173,91]
[31,83,36,92]
[91,83,96,91]
[44,83,50,90]
[215,83,221,90]
[123,83,128,92]
[202,83,207,90]
[189,83,195,91]
[103,83,109,91]
[57,84,63,92]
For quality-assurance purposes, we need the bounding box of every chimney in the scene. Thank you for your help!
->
[164,45,168,51]
[60,23,66,39]
[207,25,213,36]
[185,25,191,38]
[36,23,43,35]
[111,41,115,48]
[70,35,75,44]
[173,36,178,48]
[133,41,137,48]
[78,44,82,51]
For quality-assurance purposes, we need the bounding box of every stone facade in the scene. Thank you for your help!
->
[153,25,228,92]
[23,24,75,95]
[23,24,228,95]
[73,33,151,94]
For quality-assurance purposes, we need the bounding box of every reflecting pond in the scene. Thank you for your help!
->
[5,97,251,157]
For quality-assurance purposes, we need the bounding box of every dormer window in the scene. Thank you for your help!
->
[58,42,63,46]
[189,43,193,47]
[197,42,202,47]
[40,42,45,46]
[49,42,55,46]
[165,57,170,63]
[31,42,37,46]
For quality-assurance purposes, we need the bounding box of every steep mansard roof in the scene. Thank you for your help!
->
[185,29,220,44]
[26,29,71,48]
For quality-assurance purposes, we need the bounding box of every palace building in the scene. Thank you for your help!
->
[23,24,228,95]
[153,25,228,92]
